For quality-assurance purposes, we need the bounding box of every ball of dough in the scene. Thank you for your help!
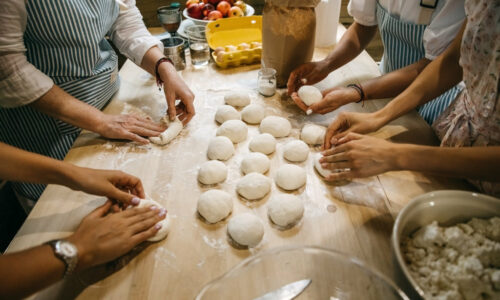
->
[241,152,270,174]
[241,104,265,124]
[236,172,272,200]
[267,194,304,228]
[137,198,171,242]
[249,133,276,155]
[275,164,306,191]
[227,213,264,247]
[207,136,234,161]
[259,116,291,138]
[216,120,248,143]
[301,124,326,146]
[283,140,309,162]
[224,91,251,107]
[298,85,322,106]
[149,117,183,146]
[197,190,233,223]
[313,152,334,178]
[215,105,241,124]
[198,160,228,185]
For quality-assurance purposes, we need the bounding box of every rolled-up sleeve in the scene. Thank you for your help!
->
[109,0,164,66]
[347,0,378,27]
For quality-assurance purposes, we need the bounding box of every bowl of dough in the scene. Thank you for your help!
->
[196,245,409,299]
[392,190,500,299]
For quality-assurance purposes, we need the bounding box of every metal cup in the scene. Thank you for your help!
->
[157,6,182,34]
[161,37,186,71]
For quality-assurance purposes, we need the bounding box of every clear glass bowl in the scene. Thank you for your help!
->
[196,246,409,300]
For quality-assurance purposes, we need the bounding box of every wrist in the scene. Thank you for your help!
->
[66,235,92,272]
[157,58,176,86]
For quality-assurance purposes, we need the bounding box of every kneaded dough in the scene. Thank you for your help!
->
[215,105,241,124]
[283,140,309,162]
[259,116,291,138]
[224,91,251,107]
[298,85,322,106]
[137,198,171,242]
[275,164,306,191]
[216,120,248,143]
[227,213,264,247]
[149,117,183,146]
[241,152,270,174]
[301,124,327,146]
[267,194,304,228]
[198,160,228,185]
[241,104,265,124]
[197,190,233,223]
[249,133,276,155]
[207,136,234,161]
[236,172,271,200]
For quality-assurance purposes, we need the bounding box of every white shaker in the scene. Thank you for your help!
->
[315,0,341,47]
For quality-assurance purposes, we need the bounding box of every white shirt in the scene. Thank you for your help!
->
[348,0,465,60]
[0,0,163,108]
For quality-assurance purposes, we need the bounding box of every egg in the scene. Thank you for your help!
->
[238,42,250,50]
[225,45,237,52]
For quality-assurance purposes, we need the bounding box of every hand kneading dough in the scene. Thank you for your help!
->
[298,85,322,106]
[241,104,265,124]
[197,190,233,223]
[137,198,171,242]
[216,120,248,143]
[224,91,251,107]
[300,124,326,146]
[283,140,309,162]
[198,160,228,185]
[207,136,234,161]
[241,152,270,174]
[236,172,271,200]
[227,213,264,247]
[267,194,304,228]
[259,116,291,138]
[249,133,276,155]
[215,105,241,124]
[275,164,306,190]
[149,117,183,145]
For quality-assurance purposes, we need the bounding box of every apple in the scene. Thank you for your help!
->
[234,1,246,12]
[202,3,215,17]
[186,0,199,7]
[225,0,235,4]
[216,1,231,17]
[206,0,219,5]
[187,3,203,19]
[228,6,243,17]
[208,10,223,20]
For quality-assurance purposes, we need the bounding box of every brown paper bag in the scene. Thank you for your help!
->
[262,0,320,87]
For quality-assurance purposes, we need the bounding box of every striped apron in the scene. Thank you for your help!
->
[0,0,120,205]
[376,2,463,125]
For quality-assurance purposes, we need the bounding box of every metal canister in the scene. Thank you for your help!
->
[161,37,186,71]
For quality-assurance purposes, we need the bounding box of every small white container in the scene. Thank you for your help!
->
[258,68,277,97]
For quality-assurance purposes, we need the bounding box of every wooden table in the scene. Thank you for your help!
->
[7,26,472,299]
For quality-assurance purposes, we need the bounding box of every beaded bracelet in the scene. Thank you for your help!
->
[155,57,174,90]
[347,83,365,107]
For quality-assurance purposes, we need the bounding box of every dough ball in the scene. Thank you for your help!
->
[301,124,326,146]
[249,133,276,155]
[207,136,234,161]
[313,153,334,178]
[259,116,292,138]
[216,120,248,143]
[267,194,304,228]
[137,198,171,242]
[224,91,251,107]
[198,160,228,185]
[227,213,264,247]
[241,152,270,174]
[298,85,322,106]
[197,190,233,223]
[241,104,265,124]
[275,164,306,191]
[215,105,241,124]
[149,117,183,146]
[283,140,309,162]
[236,172,272,200]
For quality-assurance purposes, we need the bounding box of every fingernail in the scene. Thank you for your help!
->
[131,197,140,205]
[159,209,166,217]
[150,205,158,211]
[321,163,328,168]
[155,223,162,230]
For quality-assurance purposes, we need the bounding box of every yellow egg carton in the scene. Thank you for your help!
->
[206,16,262,68]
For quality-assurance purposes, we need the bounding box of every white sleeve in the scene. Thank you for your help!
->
[109,0,164,66]
[423,0,466,60]
[0,0,54,108]
[347,0,378,27]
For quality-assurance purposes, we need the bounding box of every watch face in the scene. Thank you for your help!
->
[60,241,77,257]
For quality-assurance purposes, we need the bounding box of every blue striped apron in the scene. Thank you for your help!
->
[376,2,462,125]
[0,0,120,203]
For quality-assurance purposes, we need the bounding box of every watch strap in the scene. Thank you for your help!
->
[46,239,78,277]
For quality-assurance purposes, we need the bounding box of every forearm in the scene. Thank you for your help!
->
[140,46,166,76]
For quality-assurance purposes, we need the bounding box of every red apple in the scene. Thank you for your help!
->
[228,6,243,17]
[202,3,215,17]
[186,0,199,7]
[187,3,203,19]
[208,10,223,20]
[206,0,219,5]
[216,1,231,17]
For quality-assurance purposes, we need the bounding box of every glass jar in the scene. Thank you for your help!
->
[258,68,277,97]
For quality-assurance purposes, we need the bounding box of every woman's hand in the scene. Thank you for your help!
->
[96,114,166,144]
[309,87,361,114]
[287,60,330,96]
[320,133,400,181]
[67,201,166,271]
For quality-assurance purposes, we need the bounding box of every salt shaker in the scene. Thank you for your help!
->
[258,68,277,97]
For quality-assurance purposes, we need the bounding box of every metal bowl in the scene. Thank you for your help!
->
[182,4,254,26]
[391,190,500,298]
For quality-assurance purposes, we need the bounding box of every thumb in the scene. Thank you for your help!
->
[309,98,330,113]
[87,200,113,219]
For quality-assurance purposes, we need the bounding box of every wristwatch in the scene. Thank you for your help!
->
[46,239,79,277]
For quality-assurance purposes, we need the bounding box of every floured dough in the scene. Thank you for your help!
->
[240,152,270,174]
[224,91,251,107]
[283,140,309,162]
[241,104,265,124]
[259,116,291,138]
[198,160,228,185]
[149,117,183,145]
[275,164,306,191]
[137,198,171,242]
[227,213,264,247]
[216,120,248,143]
[197,190,233,223]
[207,136,234,161]
[249,133,276,155]
[298,85,322,106]
[301,124,326,146]
[236,172,271,200]
[215,105,241,124]
[313,153,332,178]
[267,194,304,228]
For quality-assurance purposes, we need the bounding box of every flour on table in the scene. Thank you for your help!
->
[149,116,183,146]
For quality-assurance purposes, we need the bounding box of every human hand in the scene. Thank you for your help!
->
[309,87,361,114]
[287,60,329,96]
[67,200,166,271]
[96,114,166,144]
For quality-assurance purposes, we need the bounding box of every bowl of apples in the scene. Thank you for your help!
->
[183,0,254,26]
